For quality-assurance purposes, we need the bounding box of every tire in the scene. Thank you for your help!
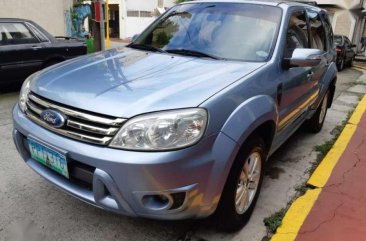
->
[214,136,266,232]
[337,58,344,71]
[305,90,330,133]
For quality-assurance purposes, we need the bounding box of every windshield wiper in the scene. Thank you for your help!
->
[166,49,224,60]
[128,43,167,53]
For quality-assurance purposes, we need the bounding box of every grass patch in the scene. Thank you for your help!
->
[314,115,350,159]
[294,183,311,196]
[315,139,335,156]
[263,208,287,234]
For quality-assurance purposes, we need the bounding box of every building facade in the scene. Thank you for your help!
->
[316,0,366,50]
[108,0,175,39]
[0,0,74,36]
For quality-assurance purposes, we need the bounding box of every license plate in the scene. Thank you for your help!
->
[28,139,69,179]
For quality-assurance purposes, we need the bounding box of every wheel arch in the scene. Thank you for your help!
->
[220,95,278,154]
[203,96,278,212]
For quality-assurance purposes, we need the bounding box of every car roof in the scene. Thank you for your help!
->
[181,0,320,8]
[0,18,33,23]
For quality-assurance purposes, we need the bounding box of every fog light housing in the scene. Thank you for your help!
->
[142,194,172,211]
[141,192,187,211]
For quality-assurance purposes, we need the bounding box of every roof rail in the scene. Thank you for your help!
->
[292,1,318,6]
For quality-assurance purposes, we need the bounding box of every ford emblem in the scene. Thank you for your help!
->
[40,109,66,128]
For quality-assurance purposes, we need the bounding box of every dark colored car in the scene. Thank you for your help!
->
[0,18,87,86]
[334,35,356,71]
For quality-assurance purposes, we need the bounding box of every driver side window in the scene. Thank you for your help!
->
[284,11,309,58]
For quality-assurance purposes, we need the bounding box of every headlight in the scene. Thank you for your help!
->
[19,72,38,112]
[110,108,208,151]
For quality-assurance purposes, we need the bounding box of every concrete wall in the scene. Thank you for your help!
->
[316,0,363,9]
[314,0,366,51]
[117,0,176,38]
[125,17,155,37]
[0,0,73,36]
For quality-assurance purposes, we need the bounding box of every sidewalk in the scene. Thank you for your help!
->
[354,54,366,70]
[271,92,366,240]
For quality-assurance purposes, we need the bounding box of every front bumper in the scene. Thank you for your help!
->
[12,104,239,219]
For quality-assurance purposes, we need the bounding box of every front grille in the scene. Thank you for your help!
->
[25,92,126,145]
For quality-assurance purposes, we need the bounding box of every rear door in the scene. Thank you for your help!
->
[306,9,327,94]
[25,22,54,64]
[0,22,41,82]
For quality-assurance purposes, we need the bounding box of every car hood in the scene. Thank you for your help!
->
[31,47,265,118]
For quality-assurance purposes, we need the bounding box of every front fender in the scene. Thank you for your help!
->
[220,95,278,148]
[202,95,278,211]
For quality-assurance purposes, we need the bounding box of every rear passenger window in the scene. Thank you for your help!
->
[0,22,39,45]
[285,11,309,58]
[27,24,49,43]
[307,10,326,51]
[321,13,333,48]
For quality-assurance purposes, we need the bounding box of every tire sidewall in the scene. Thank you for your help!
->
[215,137,266,231]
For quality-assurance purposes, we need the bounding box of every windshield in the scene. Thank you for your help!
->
[131,3,282,62]
[334,36,342,46]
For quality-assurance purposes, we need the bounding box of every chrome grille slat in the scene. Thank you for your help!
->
[27,101,42,115]
[25,110,113,145]
[28,94,125,126]
[25,92,126,145]
[67,120,119,136]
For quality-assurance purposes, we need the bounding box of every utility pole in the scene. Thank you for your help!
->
[106,0,110,49]
[100,0,106,50]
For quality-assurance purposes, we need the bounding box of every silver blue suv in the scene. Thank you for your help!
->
[13,0,337,231]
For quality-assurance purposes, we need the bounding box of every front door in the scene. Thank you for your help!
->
[277,10,317,132]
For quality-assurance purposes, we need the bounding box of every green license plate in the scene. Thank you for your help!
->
[28,139,69,179]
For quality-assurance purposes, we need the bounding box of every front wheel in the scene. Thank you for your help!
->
[305,90,329,133]
[214,136,266,232]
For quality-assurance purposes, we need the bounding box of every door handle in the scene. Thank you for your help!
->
[307,71,314,80]
[31,46,42,50]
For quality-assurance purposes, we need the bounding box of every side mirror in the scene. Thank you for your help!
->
[131,34,139,42]
[283,48,323,69]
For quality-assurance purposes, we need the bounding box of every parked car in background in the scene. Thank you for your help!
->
[0,18,87,86]
[334,35,356,71]
[13,1,337,231]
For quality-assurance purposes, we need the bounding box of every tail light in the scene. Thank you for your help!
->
[336,47,342,53]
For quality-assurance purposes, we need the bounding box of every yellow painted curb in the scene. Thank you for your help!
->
[349,95,366,125]
[307,124,356,188]
[270,94,366,241]
[271,189,321,241]
[352,65,366,71]
[308,94,366,188]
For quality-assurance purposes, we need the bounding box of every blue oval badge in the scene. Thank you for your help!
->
[40,109,66,128]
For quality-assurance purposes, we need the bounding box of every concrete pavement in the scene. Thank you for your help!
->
[0,68,364,241]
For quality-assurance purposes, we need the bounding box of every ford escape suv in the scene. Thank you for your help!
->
[13,0,337,231]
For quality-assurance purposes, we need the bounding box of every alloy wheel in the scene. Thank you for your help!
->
[319,92,329,125]
[235,151,262,215]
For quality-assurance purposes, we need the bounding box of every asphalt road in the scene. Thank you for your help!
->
[0,68,364,241]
